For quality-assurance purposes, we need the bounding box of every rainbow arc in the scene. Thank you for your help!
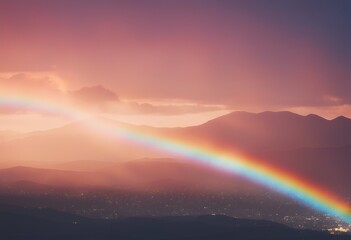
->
[0,96,350,224]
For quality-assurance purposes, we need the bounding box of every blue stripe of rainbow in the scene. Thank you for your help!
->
[1,96,350,223]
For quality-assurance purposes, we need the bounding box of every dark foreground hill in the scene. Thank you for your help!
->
[0,205,349,240]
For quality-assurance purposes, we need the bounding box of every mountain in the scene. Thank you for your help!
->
[2,111,351,166]
[0,111,350,196]
[258,145,351,196]
[189,111,351,151]
[0,205,348,240]
[173,112,351,196]
[0,166,109,188]
[54,158,177,171]
[54,160,116,171]
[0,118,164,167]
[0,160,254,192]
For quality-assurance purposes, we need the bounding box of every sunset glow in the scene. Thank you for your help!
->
[1,1,350,238]
[1,95,350,224]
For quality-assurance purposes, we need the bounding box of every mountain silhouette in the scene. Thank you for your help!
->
[190,111,351,151]
[0,111,350,196]
[0,160,255,192]
[1,111,351,166]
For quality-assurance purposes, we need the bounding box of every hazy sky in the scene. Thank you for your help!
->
[0,0,350,130]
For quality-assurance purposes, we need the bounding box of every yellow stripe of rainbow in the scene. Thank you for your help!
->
[1,96,350,223]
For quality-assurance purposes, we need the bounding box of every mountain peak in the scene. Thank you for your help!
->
[203,111,306,126]
[333,115,350,122]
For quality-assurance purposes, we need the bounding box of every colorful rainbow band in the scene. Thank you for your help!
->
[0,96,350,224]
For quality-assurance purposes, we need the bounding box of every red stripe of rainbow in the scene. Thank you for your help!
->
[1,96,350,223]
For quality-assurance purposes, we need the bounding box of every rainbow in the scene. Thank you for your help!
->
[0,95,350,224]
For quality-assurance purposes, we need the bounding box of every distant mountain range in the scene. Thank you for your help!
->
[0,111,350,196]
[2,111,351,165]
[190,111,351,151]
[0,205,348,240]
[0,160,254,192]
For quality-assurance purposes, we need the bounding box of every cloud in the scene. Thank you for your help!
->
[0,72,66,97]
[0,72,67,114]
[0,73,224,117]
[1,1,350,113]
[0,74,119,115]
[68,85,119,108]
[2,73,347,120]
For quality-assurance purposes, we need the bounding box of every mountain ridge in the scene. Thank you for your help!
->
[0,111,350,196]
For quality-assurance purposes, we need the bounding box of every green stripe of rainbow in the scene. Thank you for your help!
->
[1,96,350,223]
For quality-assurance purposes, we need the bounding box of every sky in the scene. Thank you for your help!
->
[0,0,351,131]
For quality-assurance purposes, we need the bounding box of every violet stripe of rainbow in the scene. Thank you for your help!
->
[87,122,351,224]
[1,96,350,224]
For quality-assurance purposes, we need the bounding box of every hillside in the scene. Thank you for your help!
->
[0,205,348,240]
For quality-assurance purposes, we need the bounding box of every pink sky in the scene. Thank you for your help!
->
[0,0,350,131]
